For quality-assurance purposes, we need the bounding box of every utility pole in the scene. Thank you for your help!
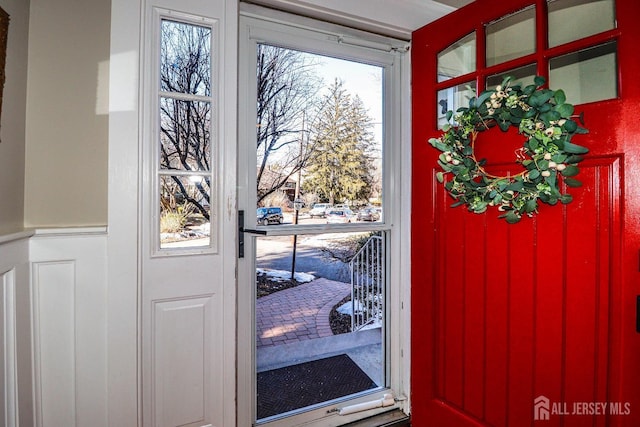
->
[291,112,305,280]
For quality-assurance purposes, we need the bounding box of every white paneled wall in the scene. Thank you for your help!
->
[2,267,19,427]
[0,228,108,427]
[0,233,32,427]
[0,232,32,427]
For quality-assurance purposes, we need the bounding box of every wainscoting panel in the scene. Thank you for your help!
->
[2,268,19,427]
[31,261,77,427]
[30,228,108,427]
[0,233,32,427]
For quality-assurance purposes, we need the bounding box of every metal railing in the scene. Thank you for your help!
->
[349,234,384,331]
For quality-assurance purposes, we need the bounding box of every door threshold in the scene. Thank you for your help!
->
[342,409,410,427]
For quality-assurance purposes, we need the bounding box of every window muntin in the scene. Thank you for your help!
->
[157,17,216,251]
[549,41,618,104]
[437,33,476,82]
[486,6,536,67]
[548,0,616,48]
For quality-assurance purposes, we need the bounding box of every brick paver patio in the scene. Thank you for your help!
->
[256,278,350,348]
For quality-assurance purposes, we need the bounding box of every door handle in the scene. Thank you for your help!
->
[238,210,267,258]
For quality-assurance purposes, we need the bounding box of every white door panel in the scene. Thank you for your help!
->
[152,296,217,427]
[139,1,237,426]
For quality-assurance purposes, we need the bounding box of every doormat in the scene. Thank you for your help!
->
[257,353,378,419]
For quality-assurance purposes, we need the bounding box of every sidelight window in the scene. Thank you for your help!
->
[156,16,217,252]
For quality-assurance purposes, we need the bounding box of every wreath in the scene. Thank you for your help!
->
[429,76,589,223]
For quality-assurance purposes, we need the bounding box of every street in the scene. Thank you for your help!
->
[255,216,371,282]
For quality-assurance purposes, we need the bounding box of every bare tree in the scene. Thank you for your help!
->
[159,20,212,219]
[256,44,323,204]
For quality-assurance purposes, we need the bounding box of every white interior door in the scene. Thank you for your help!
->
[138,1,237,426]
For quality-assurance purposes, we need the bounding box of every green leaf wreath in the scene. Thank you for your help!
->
[429,75,589,224]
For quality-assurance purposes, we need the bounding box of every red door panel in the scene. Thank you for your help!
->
[429,158,618,426]
[411,1,640,426]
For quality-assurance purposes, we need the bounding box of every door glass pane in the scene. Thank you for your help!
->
[256,44,383,223]
[254,43,387,422]
[161,19,211,96]
[159,175,210,248]
[160,98,211,171]
[549,41,618,104]
[486,64,537,89]
[256,232,385,421]
[548,0,616,48]
[486,6,536,67]
[437,81,476,128]
[437,32,476,82]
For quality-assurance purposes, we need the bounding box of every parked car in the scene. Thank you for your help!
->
[256,207,283,225]
[309,203,333,218]
[326,208,354,224]
[356,207,381,221]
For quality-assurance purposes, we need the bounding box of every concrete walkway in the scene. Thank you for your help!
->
[256,277,350,348]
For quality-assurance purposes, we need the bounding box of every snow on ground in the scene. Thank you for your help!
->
[337,300,382,331]
[337,300,362,315]
[256,268,315,283]
[300,231,370,245]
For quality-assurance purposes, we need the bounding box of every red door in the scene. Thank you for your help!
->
[411,0,640,426]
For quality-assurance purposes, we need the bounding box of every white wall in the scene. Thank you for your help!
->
[24,0,110,228]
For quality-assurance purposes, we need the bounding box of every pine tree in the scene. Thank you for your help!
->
[303,80,376,205]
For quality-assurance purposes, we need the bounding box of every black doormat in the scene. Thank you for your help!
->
[257,354,377,419]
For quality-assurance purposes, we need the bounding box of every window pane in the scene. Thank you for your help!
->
[256,45,383,218]
[437,81,476,129]
[549,41,617,104]
[256,232,384,420]
[437,33,476,82]
[160,175,211,249]
[486,64,537,89]
[548,0,616,48]
[486,6,536,67]
[161,19,211,96]
[160,98,211,171]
